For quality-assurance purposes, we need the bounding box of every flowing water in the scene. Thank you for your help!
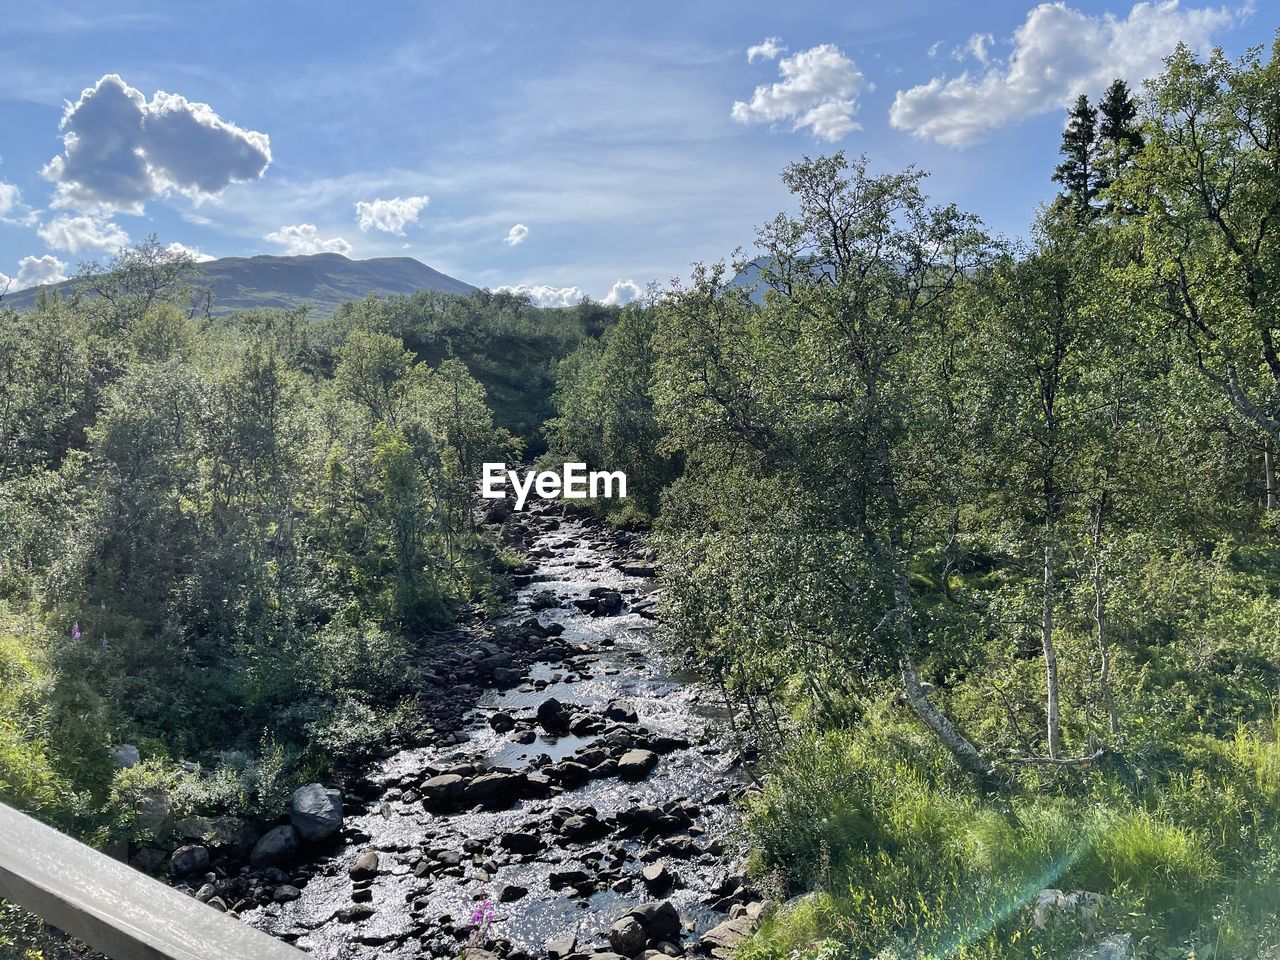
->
[245,506,749,959]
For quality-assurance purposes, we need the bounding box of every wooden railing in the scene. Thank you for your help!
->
[0,801,306,959]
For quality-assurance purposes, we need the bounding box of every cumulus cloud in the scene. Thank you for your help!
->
[264,224,352,256]
[0,183,18,218]
[355,195,430,234]
[963,32,995,65]
[494,283,586,307]
[165,241,214,263]
[1,255,69,293]
[603,279,643,306]
[747,37,787,63]
[504,223,529,246]
[37,214,129,254]
[890,0,1239,147]
[42,74,271,213]
[732,44,867,141]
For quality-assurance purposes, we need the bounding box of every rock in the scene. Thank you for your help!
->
[249,826,299,868]
[500,831,543,854]
[349,850,380,882]
[110,744,140,768]
[642,861,673,892]
[168,844,209,876]
[274,885,301,903]
[699,917,756,957]
[617,749,659,781]
[489,712,516,734]
[609,916,648,956]
[462,770,525,809]
[498,883,528,902]
[422,773,466,808]
[290,784,343,842]
[605,700,639,724]
[537,697,572,734]
[628,901,681,943]
[1034,889,1106,931]
[493,667,523,685]
[546,937,577,960]
[561,813,608,842]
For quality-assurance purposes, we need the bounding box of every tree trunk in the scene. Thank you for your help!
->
[892,564,993,781]
[1090,498,1118,737]
[1042,533,1062,759]
[1265,442,1277,511]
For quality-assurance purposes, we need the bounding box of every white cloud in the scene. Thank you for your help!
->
[264,224,352,256]
[355,195,430,234]
[603,278,643,306]
[1,254,69,292]
[494,283,586,307]
[165,241,214,263]
[747,37,787,63]
[42,74,271,213]
[890,0,1240,147]
[732,44,866,141]
[963,33,995,65]
[927,41,946,58]
[37,215,129,254]
[504,223,529,246]
[0,183,18,218]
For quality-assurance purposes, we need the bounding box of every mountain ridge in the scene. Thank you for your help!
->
[3,252,476,316]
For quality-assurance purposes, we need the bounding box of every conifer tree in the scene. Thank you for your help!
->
[1052,94,1099,222]
[1096,78,1144,207]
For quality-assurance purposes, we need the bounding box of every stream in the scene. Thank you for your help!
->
[243,503,760,959]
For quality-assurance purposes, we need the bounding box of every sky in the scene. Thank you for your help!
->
[0,0,1271,305]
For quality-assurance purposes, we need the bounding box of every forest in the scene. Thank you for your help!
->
[543,40,1280,958]
[2,35,1279,960]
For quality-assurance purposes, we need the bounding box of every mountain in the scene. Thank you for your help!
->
[4,252,475,316]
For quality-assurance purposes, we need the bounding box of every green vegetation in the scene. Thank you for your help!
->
[545,39,1280,957]
[0,245,606,843]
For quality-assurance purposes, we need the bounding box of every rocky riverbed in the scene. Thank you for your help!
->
[236,503,768,959]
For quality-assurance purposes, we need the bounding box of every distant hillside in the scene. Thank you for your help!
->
[4,252,475,316]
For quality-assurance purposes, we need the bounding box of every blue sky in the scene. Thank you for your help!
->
[0,0,1269,304]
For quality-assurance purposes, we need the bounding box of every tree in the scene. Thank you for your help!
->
[1053,94,1100,222]
[1116,40,1280,509]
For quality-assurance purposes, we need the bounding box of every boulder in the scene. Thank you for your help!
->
[537,697,572,734]
[609,916,648,956]
[642,861,673,892]
[168,844,209,876]
[249,825,299,868]
[500,831,543,854]
[488,711,517,733]
[498,883,528,903]
[617,749,659,782]
[699,917,756,957]
[110,744,140,768]
[605,700,639,724]
[628,900,681,943]
[462,770,525,809]
[274,885,301,903]
[349,850,380,882]
[290,783,343,842]
[422,773,466,808]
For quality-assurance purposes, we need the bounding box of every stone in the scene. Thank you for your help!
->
[605,700,639,724]
[349,850,380,882]
[110,744,140,768]
[609,916,648,956]
[1034,889,1106,931]
[422,773,466,808]
[699,917,756,957]
[537,697,572,734]
[642,861,673,892]
[628,901,681,943]
[249,826,299,868]
[169,844,209,876]
[489,711,517,732]
[546,937,577,960]
[274,885,301,903]
[617,749,659,781]
[498,883,528,902]
[462,770,525,808]
[290,784,344,842]
[500,831,543,854]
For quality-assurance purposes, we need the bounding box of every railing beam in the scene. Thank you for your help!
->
[0,801,306,960]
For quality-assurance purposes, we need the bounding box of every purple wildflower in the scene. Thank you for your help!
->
[71,622,81,641]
